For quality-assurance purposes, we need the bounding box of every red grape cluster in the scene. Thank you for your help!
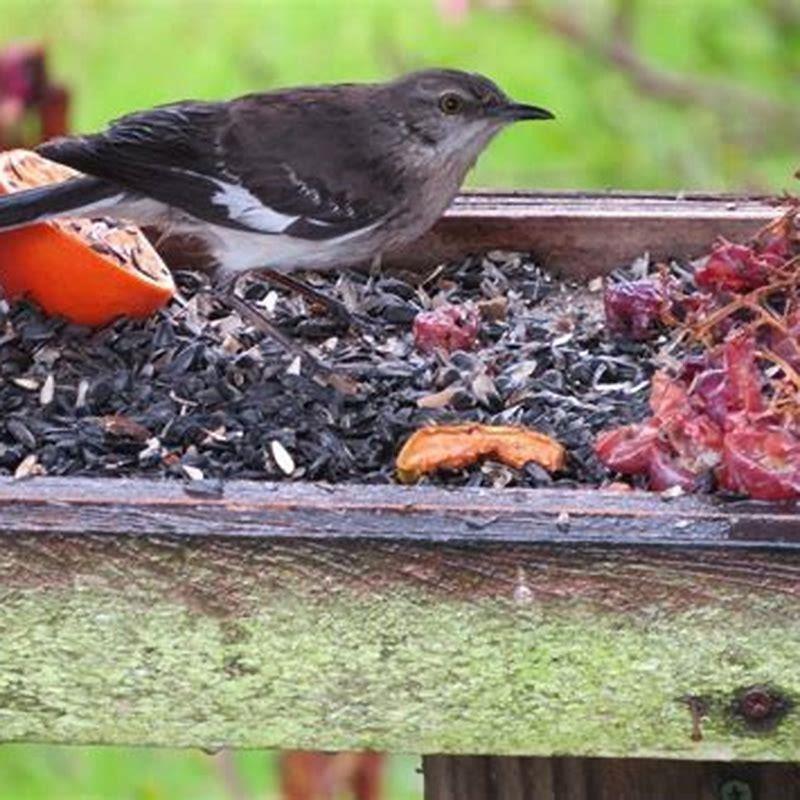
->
[597,204,800,499]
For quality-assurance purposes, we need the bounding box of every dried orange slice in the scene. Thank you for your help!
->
[0,149,174,326]
[396,423,566,483]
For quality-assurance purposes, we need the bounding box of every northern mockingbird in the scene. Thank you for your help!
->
[0,68,553,380]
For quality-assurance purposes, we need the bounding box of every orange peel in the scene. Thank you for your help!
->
[0,149,174,326]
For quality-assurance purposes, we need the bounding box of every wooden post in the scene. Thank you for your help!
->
[423,756,800,800]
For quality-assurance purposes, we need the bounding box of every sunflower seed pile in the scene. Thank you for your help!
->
[0,253,659,487]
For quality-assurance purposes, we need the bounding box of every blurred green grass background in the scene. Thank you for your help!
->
[0,745,421,799]
[3,0,800,192]
[1,0,798,797]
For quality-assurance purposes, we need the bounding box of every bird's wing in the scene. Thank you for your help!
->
[37,96,395,239]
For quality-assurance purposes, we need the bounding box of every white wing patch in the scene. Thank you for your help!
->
[210,180,301,233]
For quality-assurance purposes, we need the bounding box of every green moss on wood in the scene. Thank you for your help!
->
[0,570,799,759]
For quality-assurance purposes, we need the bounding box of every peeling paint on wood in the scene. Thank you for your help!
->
[0,477,798,758]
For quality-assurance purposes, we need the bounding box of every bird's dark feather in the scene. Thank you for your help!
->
[37,91,403,239]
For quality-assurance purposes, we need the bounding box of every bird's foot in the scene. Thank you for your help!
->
[218,290,360,395]
[255,269,378,334]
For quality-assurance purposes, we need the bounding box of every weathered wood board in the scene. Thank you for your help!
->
[422,755,800,799]
[386,191,777,279]
[0,476,799,760]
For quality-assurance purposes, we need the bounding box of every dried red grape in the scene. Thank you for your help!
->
[595,423,657,473]
[719,421,800,500]
[648,370,690,417]
[412,303,480,354]
[596,348,749,492]
[721,333,763,414]
[766,310,800,372]
[596,372,715,490]
[690,368,728,426]
[647,444,701,492]
[694,240,781,293]
[603,279,666,340]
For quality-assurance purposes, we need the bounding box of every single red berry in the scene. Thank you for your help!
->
[412,303,480,354]
[603,279,666,340]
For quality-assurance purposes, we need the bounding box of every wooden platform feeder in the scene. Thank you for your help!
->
[2,192,799,799]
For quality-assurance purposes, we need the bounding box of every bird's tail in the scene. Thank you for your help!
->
[0,177,121,231]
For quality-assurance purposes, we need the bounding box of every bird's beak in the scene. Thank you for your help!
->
[492,102,555,122]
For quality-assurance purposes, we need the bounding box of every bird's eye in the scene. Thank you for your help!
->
[438,93,464,115]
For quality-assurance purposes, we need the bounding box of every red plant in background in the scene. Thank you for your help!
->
[597,204,800,499]
[435,0,470,23]
[0,43,69,148]
[280,751,384,800]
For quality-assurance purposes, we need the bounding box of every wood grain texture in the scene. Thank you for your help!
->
[423,756,800,800]
[0,477,799,757]
[0,475,798,547]
[385,191,778,280]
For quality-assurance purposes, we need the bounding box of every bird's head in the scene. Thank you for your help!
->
[384,68,554,165]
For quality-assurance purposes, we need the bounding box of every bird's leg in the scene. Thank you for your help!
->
[256,268,353,326]
[214,277,359,393]
[222,291,318,365]
[256,268,378,334]
[369,253,383,279]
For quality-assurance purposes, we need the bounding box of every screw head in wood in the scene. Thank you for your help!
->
[719,779,753,800]
[739,688,774,720]
[733,685,790,731]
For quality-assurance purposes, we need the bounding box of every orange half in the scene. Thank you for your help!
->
[0,149,174,326]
